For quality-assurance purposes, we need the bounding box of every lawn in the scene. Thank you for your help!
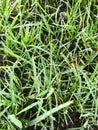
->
[0,0,98,130]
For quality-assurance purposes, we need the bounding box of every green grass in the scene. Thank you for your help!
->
[0,0,98,130]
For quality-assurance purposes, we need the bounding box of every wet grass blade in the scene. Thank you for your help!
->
[86,51,98,65]
[17,101,40,115]
[29,100,73,126]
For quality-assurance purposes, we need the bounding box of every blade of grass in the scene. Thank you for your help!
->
[17,101,40,115]
[86,51,98,65]
[28,100,73,126]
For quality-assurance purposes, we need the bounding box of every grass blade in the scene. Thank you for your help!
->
[86,52,98,65]
[8,114,22,129]
[17,101,40,115]
[29,100,73,126]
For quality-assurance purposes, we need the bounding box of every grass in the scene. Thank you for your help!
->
[0,0,98,130]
